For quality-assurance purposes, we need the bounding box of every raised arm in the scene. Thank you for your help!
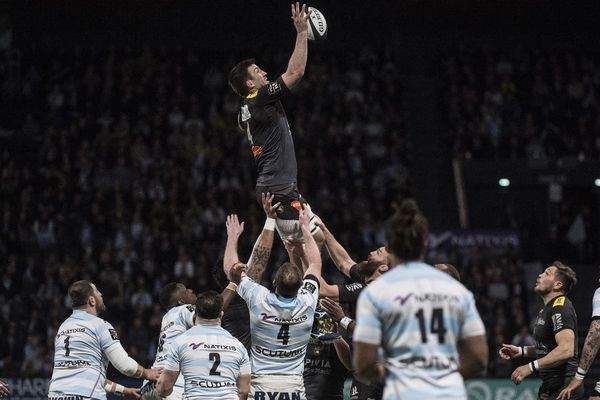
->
[281,2,309,89]
[314,217,356,278]
[301,205,322,279]
[223,214,245,278]
[246,193,278,282]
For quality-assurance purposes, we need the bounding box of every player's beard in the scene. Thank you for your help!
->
[96,297,107,314]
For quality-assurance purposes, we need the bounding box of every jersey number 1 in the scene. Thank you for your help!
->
[415,308,447,343]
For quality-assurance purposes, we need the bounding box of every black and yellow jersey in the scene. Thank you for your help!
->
[237,76,297,187]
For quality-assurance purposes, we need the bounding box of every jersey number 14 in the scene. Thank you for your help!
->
[415,308,447,343]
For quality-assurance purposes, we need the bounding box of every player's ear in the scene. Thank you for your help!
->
[88,295,96,307]
[246,79,254,92]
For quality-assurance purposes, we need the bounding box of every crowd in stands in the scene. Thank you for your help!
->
[0,45,410,377]
[442,46,600,161]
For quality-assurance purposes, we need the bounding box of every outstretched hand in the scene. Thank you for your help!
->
[299,204,311,230]
[226,214,245,239]
[262,192,280,219]
[291,2,310,34]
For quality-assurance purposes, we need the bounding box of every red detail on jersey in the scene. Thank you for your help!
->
[251,146,263,157]
[291,200,302,212]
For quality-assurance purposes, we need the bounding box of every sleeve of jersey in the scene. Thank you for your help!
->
[552,305,577,333]
[239,346,251,375]
[338,283,365,304]
[349,263,363,283]
[459,291,486,339]
[180,306,195,329]
[163,341,180,372]
[353,288,382,345]
[592,288,600,320]
[237,276,268,306]
[255,77,290,105]
[301,274,320,306]
[98,321,121,351]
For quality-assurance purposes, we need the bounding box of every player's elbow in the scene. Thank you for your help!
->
[156,382,173,398]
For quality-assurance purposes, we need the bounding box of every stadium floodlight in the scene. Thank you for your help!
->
[498,178,510,187]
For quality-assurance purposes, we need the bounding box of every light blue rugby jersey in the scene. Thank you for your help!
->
[49,310,120,400]
[164,324,250,400]
[236,275,319,375]
[148,304,195,392]
[354,262,486,400]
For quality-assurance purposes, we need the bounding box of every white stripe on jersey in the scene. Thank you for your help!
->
[163,324,250,400]
[237,276,319,374]
[149,304,195,392]
[354,262,486,400]
[49,310,120,400]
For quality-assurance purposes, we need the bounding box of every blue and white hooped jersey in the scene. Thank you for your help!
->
[237,275,319,375]
[163,324,250,400]
[49,310,120,400]
[354,262,486,400]
[150,304,195,391]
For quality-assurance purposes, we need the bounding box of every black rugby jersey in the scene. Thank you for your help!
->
[303,341,346,400]
[238,76,297,187]
[533,294,578,391]
[221,293,251,351]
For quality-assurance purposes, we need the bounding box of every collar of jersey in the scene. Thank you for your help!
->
[275,294,296,303]
[246,90,258,99]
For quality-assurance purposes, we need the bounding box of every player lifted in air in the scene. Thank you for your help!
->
[228,3,322,250]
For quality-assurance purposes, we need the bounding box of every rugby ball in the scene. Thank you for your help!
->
[307,7,327,41]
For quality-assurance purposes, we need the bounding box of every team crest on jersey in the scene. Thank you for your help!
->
[267,81,281,95]
[553,296,566,307]
[109,329,119,340]
[291,200,302,212]
[252,146,263,157]
[186,304,195,312]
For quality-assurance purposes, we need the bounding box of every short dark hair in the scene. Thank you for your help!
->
[195,290,223,319]
[552,261,577,293]
[69,280,94,308]
[159,282,181,310]
[435,263,461,282]
[274,262,303,298]
[356,260,383,282]
[228,58,255,97]
[385,199,428,261]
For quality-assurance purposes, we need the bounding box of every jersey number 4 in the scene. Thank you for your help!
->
[415,308,447,343]
[277,324,290,345]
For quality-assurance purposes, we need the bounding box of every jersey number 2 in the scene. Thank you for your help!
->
[415,308,447,343]
[209,353,221,376]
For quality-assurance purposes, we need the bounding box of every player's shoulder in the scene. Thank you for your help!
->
[551,295,574,309]
[593,287,600,299]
